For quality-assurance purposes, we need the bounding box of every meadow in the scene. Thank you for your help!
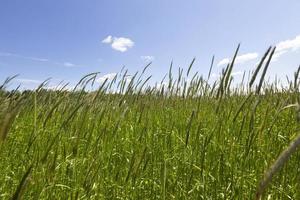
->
[1,46,300,199]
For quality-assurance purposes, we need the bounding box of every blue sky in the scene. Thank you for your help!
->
[1,0,300,89]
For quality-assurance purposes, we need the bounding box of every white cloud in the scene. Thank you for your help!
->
[232,71,243,76]
[123,75,132,83]
[45,84,74,91]
[218,53,258,66]
[211,73,221,78]
[210,71,242,80]
[102,35,113,44]
[63,62,75,67]
[272,35,300,62]
[276,35,300,52]
[141,56,155,62]
[217,34,300,66]
[236,53,258,64]
[272,50,287,62]
[217,58,230,66]
[102,36,134,52]
[96,73,117,84]
[155,82,167,90]
[111,37,134,52]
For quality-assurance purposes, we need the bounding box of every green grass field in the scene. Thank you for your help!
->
[1,47,300,199]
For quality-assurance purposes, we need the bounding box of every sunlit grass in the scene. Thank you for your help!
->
[1,46,300,199]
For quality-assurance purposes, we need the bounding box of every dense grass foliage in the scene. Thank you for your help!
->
[1,47,300,199]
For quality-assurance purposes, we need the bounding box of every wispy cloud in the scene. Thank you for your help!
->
[0,51,79,68]
[0,52,49,62]
[102,35,134,52]
[141,56,155,62]
[0,52,12,56]
[27,57,49,62]
[15,78,42,84]
[218,52,258,66]
[272,35,300,62]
